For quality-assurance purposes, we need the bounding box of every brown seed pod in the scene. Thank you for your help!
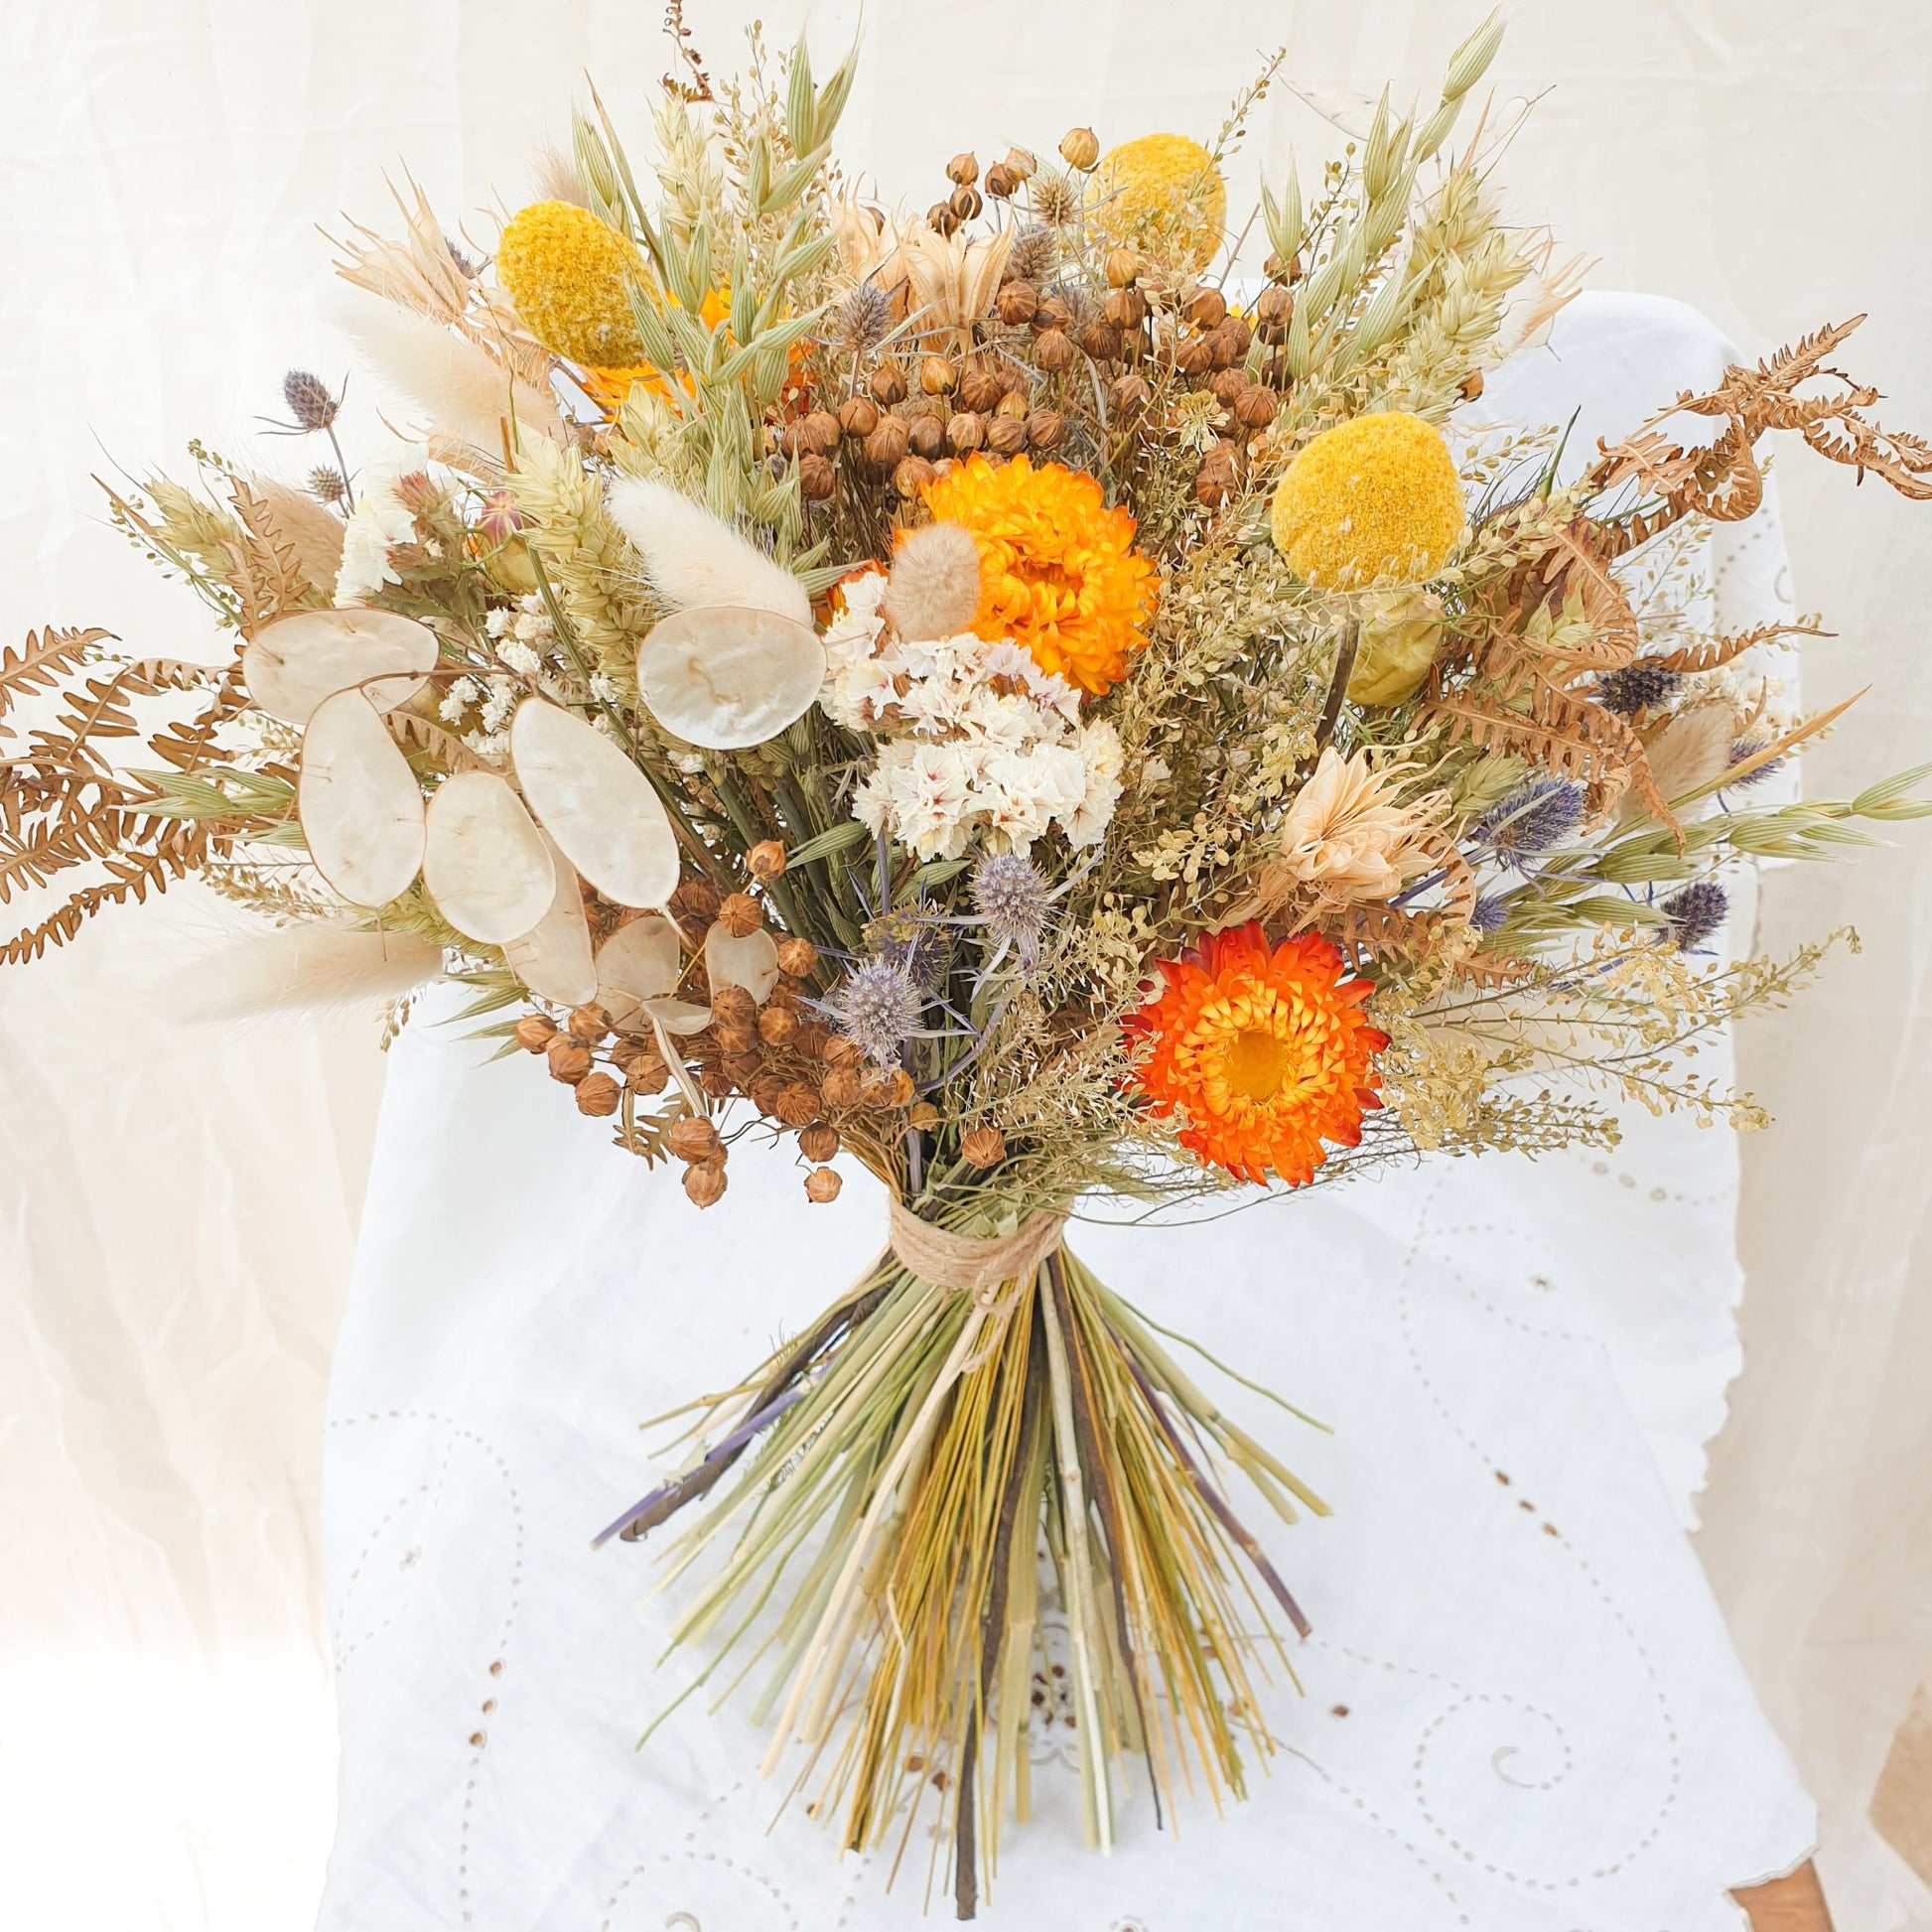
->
[1058,126,1099,171]
[697,1062,735,1101]
[995,281,1038,328]
[1193,466,1233,509]
[747,839,787,882]
[869,361,908,406]
[993,388,1031,421]
[683,1162,728,1208]
[946,411,986,455]
[568,1003,612,1043]
[1108,371,1151,416]
[758,1005,799,1046]
[575,1071,621,1117]
[1235,383,1280,429]
[1209,367,1248,407]
[1075,320,1123,362]
[798,1121,840,1164]
[750,1074,788,1115]
[926,201,959,237]
[665,1116,722,1164]
[984,161,1019,200]
[1254,285,1294,328]
[1204,326,1239,371]
[961,1125,1007,1168]
[797,453,838,501]
[820,1065,866,1109]
[668,878,721,923]
[946,151,979,187]
[948,185,982,222]
[710,983,757,1029]
[1215,315,1253,359]
[956,366,1003,412]
[906,1100,941,1131]
[838,395,880,439]
[773,1081,822,1128]
[801,408,842,455]
[1033,329,1077,372]
[1183,285,1228,331]
[1102,285,1149,331]
[775,935,819,979]
[1105,246,1141,289]
[864,415,910,473]
[624,1053,669,1095]
[716,892,763,938]
[514,1014,558,1053]
[1174,336,1216,377]
[984,414,1029,456]
[794,1021,832,1059]
[1459,368,1485,401]
[919,353,958,397]
[893,455,938,497]
[881,1067,917,1107]
[1002,145,1037,183]
[906,412,946,459]
[804,1166,843,1203]
[546,1036,593,1084]
[1026,407,1065,451]
[823,1034,864,1066]
[1032,295,1074,334]
[713,1023,757,1056]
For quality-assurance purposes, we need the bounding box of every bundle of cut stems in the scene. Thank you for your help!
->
[601,1239,1326,1918]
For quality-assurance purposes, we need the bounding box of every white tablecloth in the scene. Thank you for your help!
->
[317,298,1817,1930]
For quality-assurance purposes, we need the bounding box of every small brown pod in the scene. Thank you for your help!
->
[574,1071,621,1117]
[804,1167,843,1203]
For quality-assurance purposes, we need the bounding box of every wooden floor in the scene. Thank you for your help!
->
[1734,1862,1833,1930]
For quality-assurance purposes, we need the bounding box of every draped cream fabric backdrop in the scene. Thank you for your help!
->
[2,2,1926,1926]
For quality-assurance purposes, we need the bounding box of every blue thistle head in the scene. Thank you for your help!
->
[820,956,924,1066]
[1726,737,1786,788]
[1469,894,1510,934]
[972,851,1053,968]
[1660,880,1728,951]
[1476,776,1587,864]
[869,910,949,994]
[1594,661,1683,717]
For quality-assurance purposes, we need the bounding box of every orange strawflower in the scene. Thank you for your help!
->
[921,455,1157,697]
[1126,922,1388,1186]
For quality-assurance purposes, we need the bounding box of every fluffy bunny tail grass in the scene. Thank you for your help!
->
[166,923,446,1021]
[606,476,812,624]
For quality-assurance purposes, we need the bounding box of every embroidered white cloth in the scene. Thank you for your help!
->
[318,297,1815,1931]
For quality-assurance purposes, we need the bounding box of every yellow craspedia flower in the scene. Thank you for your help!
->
[1090,134,1227,274]
[1270,411,1466,590]
[495,201,646,368]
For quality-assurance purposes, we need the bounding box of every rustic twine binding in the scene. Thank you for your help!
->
[885,1198,1067,1305]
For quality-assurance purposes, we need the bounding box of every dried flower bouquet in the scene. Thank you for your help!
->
[8,9,1931,1914]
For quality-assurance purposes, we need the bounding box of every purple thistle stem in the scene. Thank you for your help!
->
[591,1381,809,1550]
[1125,1355,1312,1639]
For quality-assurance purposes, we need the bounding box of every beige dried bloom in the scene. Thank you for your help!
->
[1228,748,1446,923]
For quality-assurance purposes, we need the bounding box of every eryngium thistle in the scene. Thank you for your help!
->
[282,369,341,432]
[1007,222,1059,285]
[307,466,348,506]
[1476,776,1587,862]
[1660,880,1727,951]
[1469,894,1509,934]
[1030,173,1082,228]
[870,910,948,993]
[1594,661,1684,716]
[1727,736,1786,787]
[833,282,894,357]
[822,956,924,1065]
[972,851,1052,966]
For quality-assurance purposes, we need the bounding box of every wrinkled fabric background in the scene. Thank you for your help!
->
[1,3,1927,1927]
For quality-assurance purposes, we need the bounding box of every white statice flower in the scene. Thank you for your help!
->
[334,443,432,607]
[495,638,543,678]
[439,674,482,725]
[821,565,1128,858]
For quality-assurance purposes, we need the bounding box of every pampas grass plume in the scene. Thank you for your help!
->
[166,923,445,1022]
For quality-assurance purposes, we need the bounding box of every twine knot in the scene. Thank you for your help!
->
[886,1199,1067,1307]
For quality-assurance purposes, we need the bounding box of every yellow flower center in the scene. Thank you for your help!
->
[1223,1026,1292,1103]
